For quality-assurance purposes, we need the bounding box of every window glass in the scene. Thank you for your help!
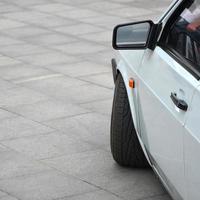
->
[166,0,200,71]
[116,23,150,47]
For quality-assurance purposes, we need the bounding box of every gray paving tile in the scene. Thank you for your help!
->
[0,35,23,46]
[85,49,116,66]
[107,7,155,18]
[0,43,50,57]
[0,79,16,90]
[0,150,51,180]
[43,150,166,200]
[79,30,112,45]
[0,145,10,153]
[79,72,114,89]
[0,56,21,67]
[110,0,138,3]
[2,11,51,23]
[114,184,166,200]
[18,75,86,98]
[62,190,123,200]
[24,34,77,46]
[42,150,116,177]
[6,100,89,122]
[0,4,23,14]
[18,75,111,103]
[33,3,75,13]
[0,171,97,200]
[0,116,52,141]
[46,152,166,200]
[0,195,19,200]
[45,61,111,78]
[2,132,95,160]
[54,24,105,36]
[56,8,101,20]
[0,19,25,30]
[0,64,54,81]
[53,41,106,56]
[127,0,173,10]
[0,1,173,200]
[0,26,51,39]
[145,194,172,200]
[80,98,112,116]
[1,0,51,6]
[17,52,78,67]
[46,84,111,104]
[0,87,48,107]
[78,15,127,30]
[44,112,110,148]
[8,0,53,6]
[0,191,7,198]
[54,0,98,5]
[0,109,17,120]
[30,16,76,28]
[0,2,6,6]
[81,1,124,11]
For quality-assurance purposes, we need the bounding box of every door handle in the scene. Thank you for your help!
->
[170,92,188,111]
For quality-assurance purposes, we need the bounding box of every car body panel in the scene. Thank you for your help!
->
[184,85,200,200]
[137,46,199,199]
[117,50,145,132]
[113,0,200,199]
[116,50,154,165]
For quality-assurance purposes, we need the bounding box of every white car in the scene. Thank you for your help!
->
[110,0,200,200]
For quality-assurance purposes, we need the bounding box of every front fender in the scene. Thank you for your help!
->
[114,57,152,166]
[117,60,139,135]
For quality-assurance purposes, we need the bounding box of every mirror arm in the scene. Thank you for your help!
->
[148,22,162,50]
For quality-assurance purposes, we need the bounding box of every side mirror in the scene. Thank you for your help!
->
[112,20,160,50]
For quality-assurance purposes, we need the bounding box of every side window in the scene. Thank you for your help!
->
[166,0,200,73]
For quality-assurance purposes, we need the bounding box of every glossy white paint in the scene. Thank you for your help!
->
[114,1,200,199]
[184,85,200,200]
[117,50,154,165]
[118,50,145,133]
[138,47,199,200]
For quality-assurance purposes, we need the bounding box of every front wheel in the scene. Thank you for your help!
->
[110,73,149,168]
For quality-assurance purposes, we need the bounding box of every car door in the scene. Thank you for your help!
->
[184,85,200,200]
[138,1,200,199]
[183,46,200,200]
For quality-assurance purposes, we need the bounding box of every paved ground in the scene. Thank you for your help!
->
[0,0,173,200]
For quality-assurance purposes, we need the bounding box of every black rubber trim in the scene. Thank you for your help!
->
[148,22,162,50]
[111,58,118,83]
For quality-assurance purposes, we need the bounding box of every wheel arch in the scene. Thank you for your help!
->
[115,61,152,166]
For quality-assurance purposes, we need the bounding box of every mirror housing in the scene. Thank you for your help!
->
[112,20,162,50]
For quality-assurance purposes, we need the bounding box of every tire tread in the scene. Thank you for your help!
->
[111,73,149,168]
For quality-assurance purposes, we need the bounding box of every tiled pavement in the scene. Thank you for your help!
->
[0,0,173,200]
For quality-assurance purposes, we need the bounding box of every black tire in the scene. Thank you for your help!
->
[110,73,149,168]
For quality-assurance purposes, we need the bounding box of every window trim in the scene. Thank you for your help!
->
[158,0,200,80]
